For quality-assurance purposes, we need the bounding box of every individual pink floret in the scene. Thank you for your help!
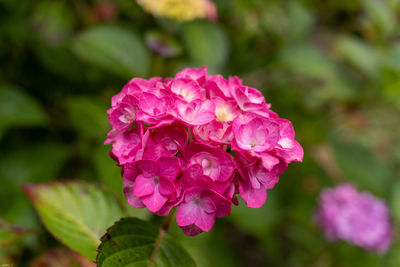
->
[176,188,231,236]
[124,157,181,213]
[232,113,280,152]
[212,96,239,122]
[182,143,234,183]
[235,152,286,208]
[151,123,188,155]
[108,95,138,131]
[169,78,205,102]
[175,99,216,126]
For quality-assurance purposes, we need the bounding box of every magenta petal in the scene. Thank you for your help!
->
[158,157,181,180]
[195,210,215,232]
[275,140,304,163]
[133,174,155,197]
[155,201,176,217]
[180,224,204,236]
[141,186,168,213]
[158,177,175,195]
[239,179,267,208]
[123,185,145,208]
[199,197,217,214]
[139,92,169,117]
[170,78,203,102]
[176,201,199,227]
[136,160,160,177]
[256,152,280,171]
[175,66,207,85]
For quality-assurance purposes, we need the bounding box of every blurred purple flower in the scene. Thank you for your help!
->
[145,31,181,58]
[315,184,393,253]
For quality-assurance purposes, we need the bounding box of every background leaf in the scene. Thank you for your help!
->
[96,217,195,267]
[0,84,47,135]
[335,36,381,78]
[0,219,33,248]
[23,181,126,260]
[66,97,109,141]
[333,142,394,196]
[0,142,70,227]
[363,0,396,37]
[182,21,229,70]
[73,25,150,78]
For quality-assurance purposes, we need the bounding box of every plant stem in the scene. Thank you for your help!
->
[148,209,176,266]
[161,207,176,233]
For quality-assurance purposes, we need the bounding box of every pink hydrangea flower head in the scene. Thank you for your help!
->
[106,66,303,236]
[315,184,394,253]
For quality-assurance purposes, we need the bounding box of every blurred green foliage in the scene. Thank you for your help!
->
[0,0,400,266]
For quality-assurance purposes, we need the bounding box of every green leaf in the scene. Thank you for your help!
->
[0,84,47,133]
[0,219,33,248]
[335,36,381,78]
[287,1,314,40]
[66,97,109,140]
[31,0,76,45]
[363,0,396,36]
[182,21,229,69]
[279,44,334,79]
[96,217,195,267]
[34,44,86,81]
[73,25,150,78]
[279,44,355,105]
[0,142,70,184]
[23,181,126,260]
[333,142,394,196]
[0,142,71,226]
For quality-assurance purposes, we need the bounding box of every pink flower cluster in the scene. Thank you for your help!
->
[315,184,393,253]
[105,67,303,236]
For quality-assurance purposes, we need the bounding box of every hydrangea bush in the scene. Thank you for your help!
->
[315,184,393,253]
[105,67,303,236]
